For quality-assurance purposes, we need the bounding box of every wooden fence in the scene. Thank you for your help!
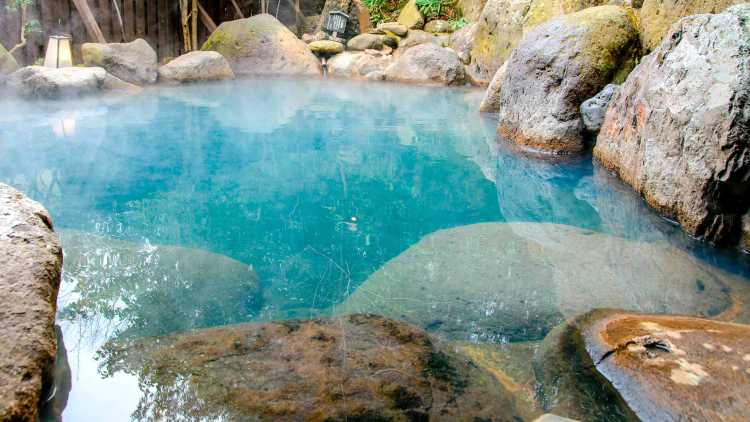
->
[1,0,326,65]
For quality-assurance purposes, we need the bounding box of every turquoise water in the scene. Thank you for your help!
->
[1,79,748,420]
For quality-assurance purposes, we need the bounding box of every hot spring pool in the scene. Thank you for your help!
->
[1,78,748,420]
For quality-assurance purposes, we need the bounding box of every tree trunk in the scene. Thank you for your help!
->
[179,0,191,52]
[191,0,198,51]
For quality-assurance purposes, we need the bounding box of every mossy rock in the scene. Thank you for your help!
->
[468,0,609,83]
[308,39,345,54]
[496,5,641,153]
[638,0,745,52]
[202,13,321,76]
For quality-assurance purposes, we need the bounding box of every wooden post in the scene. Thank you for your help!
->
[191,0,198,51]
[229,0,244,18]
[71,0,107,43]
[179,0,191,52]
[197,2,217,33]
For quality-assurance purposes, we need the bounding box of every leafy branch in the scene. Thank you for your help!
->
[6,0,40,55]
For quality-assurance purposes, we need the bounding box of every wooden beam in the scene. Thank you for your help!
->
[197,3,217,33]
[229,0,244,18]
[71,0,106,43]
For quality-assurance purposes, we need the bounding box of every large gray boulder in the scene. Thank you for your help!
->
[496,5,639,153]
[594,4,750,245]
[580,83,619,134]
[327,51,393,79]
[0,184,62,421]
[81,38,158,85]
[395,29,439,54]
[468,0,609,84]
[8,66,139,99]
[158,51,234,84]
[202,14,321,77]
[0,43,19,75]
[385,43,466,85]
[346,33,384,51]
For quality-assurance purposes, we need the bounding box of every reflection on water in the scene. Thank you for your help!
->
[0,79,748,420]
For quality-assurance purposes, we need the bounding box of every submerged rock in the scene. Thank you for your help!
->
[496,5,639,153]
[398,0,425,29]
[58,230,262,339]
[594,5,750,245]
[157,51,234,84]
[385,43,466,85]
[99,314,528,421]
[580,84,619,135]
[536,310,750,420]
[336,222,739,342]
[346,33,384,51]
[81,38,158,85]
[0,183,62,421]
[202,14,321,77]
[7,66,138,99]
[638,0,745,52]
[468,0,608,83]
[0,43,19,75]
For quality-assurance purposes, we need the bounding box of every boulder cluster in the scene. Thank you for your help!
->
[478,2,750,252]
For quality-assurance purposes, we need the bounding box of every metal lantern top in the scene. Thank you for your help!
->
[325,10,349,35]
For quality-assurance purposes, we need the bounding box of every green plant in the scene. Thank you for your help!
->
[415,0,452,20]
[5,0,40,55]
[449,17,467,31]
[363,0,388,24]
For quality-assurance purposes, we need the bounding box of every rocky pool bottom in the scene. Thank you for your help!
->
[0,79,749,420]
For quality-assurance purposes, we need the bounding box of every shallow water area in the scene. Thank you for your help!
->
[1,78,749,420]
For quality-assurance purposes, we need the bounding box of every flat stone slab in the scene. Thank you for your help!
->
[0,183,62,421]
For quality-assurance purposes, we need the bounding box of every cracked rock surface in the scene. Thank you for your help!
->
[0,183,62,421]
[536,310,750,421]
